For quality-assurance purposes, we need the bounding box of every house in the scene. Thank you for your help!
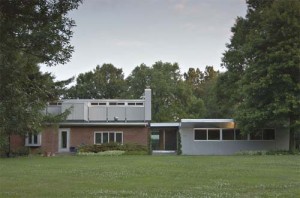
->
[179,119,289,155]
[151,119,289,155]
[10,88,291,155]
[11,89,151,154]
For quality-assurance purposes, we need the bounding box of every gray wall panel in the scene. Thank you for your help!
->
[107,107,126,121]
[89,107,107,121]
[62,103,88,121]
[46,106,61,115]
[126,107,145,121]
[180,127,289,155]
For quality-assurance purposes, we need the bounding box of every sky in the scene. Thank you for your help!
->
[40,0,247,81]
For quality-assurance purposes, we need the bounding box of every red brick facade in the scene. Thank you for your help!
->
[10,125,150,153]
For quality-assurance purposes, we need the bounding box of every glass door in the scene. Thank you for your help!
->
[59,129,70,152]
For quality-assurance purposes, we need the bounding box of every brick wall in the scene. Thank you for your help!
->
[40,127,58,154]
[10,135,25,152]
[69,126,149,148]
[9,125,149,154]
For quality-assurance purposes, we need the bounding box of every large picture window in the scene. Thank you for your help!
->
[94,132,123,144]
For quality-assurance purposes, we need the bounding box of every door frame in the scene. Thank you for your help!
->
[58,128,70,152]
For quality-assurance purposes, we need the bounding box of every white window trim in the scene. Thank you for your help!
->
[25,133,42,146]
[94,131,123,144]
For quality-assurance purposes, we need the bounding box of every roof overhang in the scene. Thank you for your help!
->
[58,122,149,127]
[150,123,180,128]
[180,119,235,128]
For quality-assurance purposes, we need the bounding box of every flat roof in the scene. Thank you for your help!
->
[59,122,149,127]
[150,123,180,128]
[181,119,234,123]
[180,119,235,128]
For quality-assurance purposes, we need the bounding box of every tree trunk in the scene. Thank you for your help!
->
[289,128,295,152]
[289,115,296,152]
[6,135,11,158]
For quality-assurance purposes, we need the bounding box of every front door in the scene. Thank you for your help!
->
[59,129,70,152]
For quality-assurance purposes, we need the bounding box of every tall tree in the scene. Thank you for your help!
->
[0,0,81,155]
[222,0,300,150]
[66,64,127,99]
[126,64,151,98]
[127,62,206,122]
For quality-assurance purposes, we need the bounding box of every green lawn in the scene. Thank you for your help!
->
[0,155,299,198]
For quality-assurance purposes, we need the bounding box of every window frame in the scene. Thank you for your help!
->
[25,133,42,146]
[94,131,123,144]
[194,128,250,141]
[194,128,221,141]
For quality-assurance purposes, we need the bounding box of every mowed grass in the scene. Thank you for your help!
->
[0,155,300,198]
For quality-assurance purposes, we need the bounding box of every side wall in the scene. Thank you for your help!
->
[180,127,289,155]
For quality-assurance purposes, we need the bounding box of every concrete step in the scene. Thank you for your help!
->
[152,150,177,155]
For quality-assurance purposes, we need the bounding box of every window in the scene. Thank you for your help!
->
[249,129,275,140]
[250,132,262,140]
[235,129,248,140]
[263,129,275,140]
[99,102,106,105]
[91,102,98,105]
[222,129,235,140]
[127,102,144,106]
[94,132,123,144]
[194,129,207,140]
[208,129,220,140]
[194,129,221,141]
[25,133,41,146]
[109,102,117,105]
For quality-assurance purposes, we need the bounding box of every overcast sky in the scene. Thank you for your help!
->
[41,0,247,81]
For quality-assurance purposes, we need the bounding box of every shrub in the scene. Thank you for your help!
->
[77,150,125,156]
[266,150,300,155]
[11,147,29,157]
[235,150,300,156]
[77,143,148,155]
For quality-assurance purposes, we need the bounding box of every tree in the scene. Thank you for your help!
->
[65,64,127,99]
[222,0,300,150]
[126,62,206,122]
[0,0,81,155]
[126,64,151,98]
[183,66,220,118]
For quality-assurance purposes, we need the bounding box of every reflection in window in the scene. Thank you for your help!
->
[222,129,235,140]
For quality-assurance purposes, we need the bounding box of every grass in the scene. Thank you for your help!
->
[0,155,300,198]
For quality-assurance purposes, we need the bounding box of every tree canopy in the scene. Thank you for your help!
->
[0,0,81,155]
[220,0,300,150]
